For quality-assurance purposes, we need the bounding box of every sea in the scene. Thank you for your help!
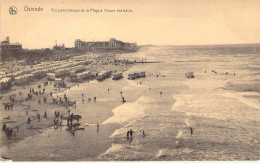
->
[1,45,260,161]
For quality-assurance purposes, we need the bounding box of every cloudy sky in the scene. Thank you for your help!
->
[1,0,260,49]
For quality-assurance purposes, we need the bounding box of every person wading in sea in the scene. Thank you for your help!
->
[97,123,99,132]
[129,129,134,138]
[142,130,146,138]
[190,127,193,136]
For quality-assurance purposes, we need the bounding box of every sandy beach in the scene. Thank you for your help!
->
[0,51,137,159]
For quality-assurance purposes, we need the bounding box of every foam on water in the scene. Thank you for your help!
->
[156,149,168,159]
[176,130,183,139]
[220,91,260,110]
[155,147,193,160]
[102,96,148,125]
[100,143,125,156]
[108,121,135,138]
[184,117,191,127]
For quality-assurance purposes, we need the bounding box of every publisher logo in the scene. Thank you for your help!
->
[9,6,17,15]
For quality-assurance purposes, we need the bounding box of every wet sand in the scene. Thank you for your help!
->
[0,51,136,160]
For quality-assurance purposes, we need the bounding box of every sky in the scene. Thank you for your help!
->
[1,0,260,49]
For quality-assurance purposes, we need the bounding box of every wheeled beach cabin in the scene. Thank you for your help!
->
[0,78,12,91]
[128,73,136,80]
[128,71,146,80]
[185,72,195,78]
[97,71,112,81]
[47,73,55,81]
[112,72,123,80]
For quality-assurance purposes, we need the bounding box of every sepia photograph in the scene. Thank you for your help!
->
[0,0,260,161]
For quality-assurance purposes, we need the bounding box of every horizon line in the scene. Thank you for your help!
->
[139,42,260,47]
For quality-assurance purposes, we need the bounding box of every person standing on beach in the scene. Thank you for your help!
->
[127,130,130,139]
[70,113,73,125]
[129,129,135,138]
[67,119,69,127]
[37,114,40,122]
[2,123,6,131]
[142,130,145,138]
[27,117,31,125]
[97,123,99,132]
[190,127,193,136]
[10,128,13,137]
[44,111,47,118]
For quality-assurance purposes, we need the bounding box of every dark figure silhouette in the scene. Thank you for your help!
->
[122,97,126,103]
[142,130,146,138]
[27,117,31,125]
[190,127,193,136]
[37,114,40,122]
[97,123,99,132]
[129,129,134,138]
[2,123,6,131]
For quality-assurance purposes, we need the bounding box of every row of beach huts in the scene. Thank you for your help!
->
[0,60,89,91]
[1,58,147,91]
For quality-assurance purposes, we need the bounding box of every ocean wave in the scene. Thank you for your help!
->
[155,147,193,159]
[99,143,125,157]
[220,91,260,110]
[102,96,149,125]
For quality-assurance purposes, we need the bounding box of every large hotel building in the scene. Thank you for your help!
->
[0,37,22,62]
[74,38,137,52]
